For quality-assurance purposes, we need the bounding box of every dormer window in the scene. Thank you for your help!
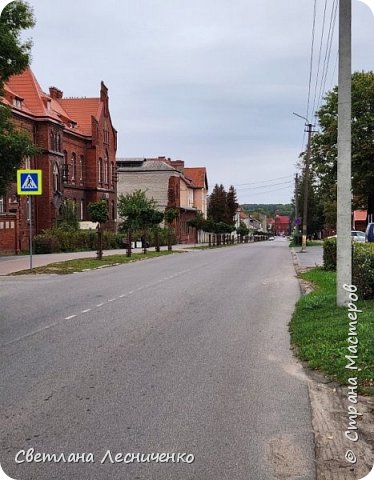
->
[12,97,22,108]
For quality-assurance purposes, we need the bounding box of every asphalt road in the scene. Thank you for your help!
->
[0,238,315,480]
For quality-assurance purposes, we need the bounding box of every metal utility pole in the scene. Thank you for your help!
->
[337,0,352,306]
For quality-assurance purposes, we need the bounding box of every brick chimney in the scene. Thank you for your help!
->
[171,160,184,174]
[49,87,63,99]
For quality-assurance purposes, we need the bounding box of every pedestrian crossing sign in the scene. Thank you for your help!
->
[17,170,42,195]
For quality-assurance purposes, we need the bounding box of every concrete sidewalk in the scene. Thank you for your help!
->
[291,246,323,270]
[0,244,199,275]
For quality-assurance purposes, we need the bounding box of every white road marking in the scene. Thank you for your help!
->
[108,298,116,302]
[96,303,104,307]
[81,309,91,313]
[65,314,77,320]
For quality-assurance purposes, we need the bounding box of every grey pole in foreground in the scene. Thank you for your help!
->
[337,0,352,306]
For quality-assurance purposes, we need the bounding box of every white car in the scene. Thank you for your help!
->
[327,231,366,242]
[351,230,366,242]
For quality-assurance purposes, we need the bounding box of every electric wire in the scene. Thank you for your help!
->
[234,175,291,187]
[311,0,328,122]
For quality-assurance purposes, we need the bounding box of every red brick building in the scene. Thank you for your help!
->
[0,68,117,254]
[268,215,290,236]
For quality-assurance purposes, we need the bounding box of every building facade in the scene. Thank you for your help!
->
[116,157,208,243]
[0,68,117,254]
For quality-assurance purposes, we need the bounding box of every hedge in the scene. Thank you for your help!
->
[33,228,125,254]
[323,237,374,299]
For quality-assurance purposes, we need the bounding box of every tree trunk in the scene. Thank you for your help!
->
[127,229,132,257]
[97,224,103,260]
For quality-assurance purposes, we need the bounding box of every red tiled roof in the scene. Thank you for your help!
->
[184,167,208,189]
[58,98,101,136]
[5,68,61,121]
[3,68,98,137]
[353,210,367,222]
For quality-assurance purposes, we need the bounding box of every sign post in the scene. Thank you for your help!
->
[17,170,42,270]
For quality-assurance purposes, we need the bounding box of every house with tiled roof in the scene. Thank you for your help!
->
[268,215,290,236]
[116,157,209,243]
[0,68,117,254]
[184,167,208,218]
[353,210,367,231]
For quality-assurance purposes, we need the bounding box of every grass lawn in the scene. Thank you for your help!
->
[290,267,374,395]
[11,251,176,275]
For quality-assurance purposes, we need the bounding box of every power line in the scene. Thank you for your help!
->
[241,185,293,197]
[236,181,292,192]
[316,0,338,114]
[234,175,291,187]
[306,0,318,123]
[311,0,329,121]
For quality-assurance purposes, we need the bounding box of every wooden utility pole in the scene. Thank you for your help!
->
[301,123,313,252]
[337,0,352,306]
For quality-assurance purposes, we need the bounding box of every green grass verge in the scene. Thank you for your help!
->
[11,251,176,275]
[290,267,374,395]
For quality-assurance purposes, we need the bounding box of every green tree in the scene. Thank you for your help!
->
[0,106,38,196]
[226,185,238,225]
[236,221,249,242]
[118,190,158,256]
[87,200,109,260]
[208,184,228,223]
[58,199,79,231]
[0,1,35,89]
[0,1,38,196]
[309,71,374,218]
[164,208,179,251]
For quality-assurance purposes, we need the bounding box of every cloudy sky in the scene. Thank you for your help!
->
[15,0,374,204]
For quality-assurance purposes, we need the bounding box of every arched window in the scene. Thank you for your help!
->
[80,200,84,220]
[98,158,103,185]
[79,155,84,182]
[53,163,60,192]
[63,151,68,182]
[72,153,77,182]
[104,153,108,185]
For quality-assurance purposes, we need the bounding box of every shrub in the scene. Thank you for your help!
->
[323,237,337,271]
[33,232,61,253]
[323,238,374,299]
[353,243,374,299]
[33,228,126,253]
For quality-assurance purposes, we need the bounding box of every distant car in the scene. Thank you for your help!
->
[327,231,366,242]
[268,236,275,241]
[351,230,366,242]
[365,223,374,242]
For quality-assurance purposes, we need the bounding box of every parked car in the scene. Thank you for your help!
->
[327,231,366,242]
[365,223,374,242]
[351,230,366,242]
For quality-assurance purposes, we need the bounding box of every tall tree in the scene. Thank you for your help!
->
[0,1,35,90]
[309,71,374,217]
[208,184,227,223]
[226,185,238,225]
[0,1,38,196]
